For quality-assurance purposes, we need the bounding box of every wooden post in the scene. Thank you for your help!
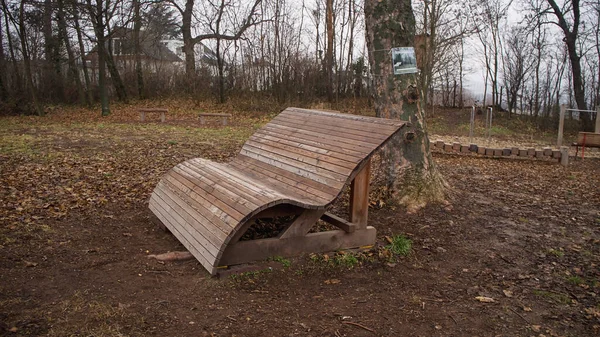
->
[470,106,475,143]
[557,104,566,146]
[560,146,569,166]
[594,105,600,133]
[349,159,370,229]
[488,107,493,139]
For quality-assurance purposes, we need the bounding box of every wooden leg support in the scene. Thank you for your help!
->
[350,159,370,229]
[279,209,325,239]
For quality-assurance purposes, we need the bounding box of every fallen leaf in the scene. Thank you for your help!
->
[503,290,513,297]
[523,306,532,312]
[23,260,38,267]
[531,325,541,332]
[324,279,341,284]
[475,296,495,303]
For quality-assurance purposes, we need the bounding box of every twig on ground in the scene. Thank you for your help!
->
[509,307,530,324]
[448,314,458,325]
[342,321,375,333]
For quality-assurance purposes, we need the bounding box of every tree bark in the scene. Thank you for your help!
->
[325,0,334,102]
[73,3,93,106]
[134,0,144,99]
[364,0,446,212]
[546,0,591,130]
[89,0,110,116]
[57,0,85,105]
[18,0,43,115]
[0,12,7,100]
[3,0,21,92]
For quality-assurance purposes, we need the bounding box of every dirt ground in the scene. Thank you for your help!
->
[1,108,599,337]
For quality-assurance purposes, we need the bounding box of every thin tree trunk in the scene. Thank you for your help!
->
[134,0,144,99]
[325,0,334,102]
[57,0,85,105]
[104,28,128,103]
[73,4,93,106]
[18,0,43,115]
[364,0,446,212]
[90,0,110,116]
[3,2,21,92]
[0,12,7,100]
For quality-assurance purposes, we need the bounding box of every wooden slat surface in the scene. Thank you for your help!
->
[577,132,600,146]
[148,107,406,275]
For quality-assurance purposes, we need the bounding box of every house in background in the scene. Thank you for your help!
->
[84,27,219,77]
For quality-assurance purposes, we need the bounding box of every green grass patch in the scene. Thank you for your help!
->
[532,289,571,304]
[387,235,412,256]
[548,248,564,257]
[333,253,359,269]
[566,275,584,285]
[272,256,291,268]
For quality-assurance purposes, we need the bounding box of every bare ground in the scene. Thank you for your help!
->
[1,109,599,337]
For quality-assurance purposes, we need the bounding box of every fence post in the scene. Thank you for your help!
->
[594,105,600,133]
[560,146,569,166]
[557,104,566,147]
[470,106,475,143]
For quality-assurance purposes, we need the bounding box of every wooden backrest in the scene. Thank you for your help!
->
[577,132,600,146]
[236,107,406,193]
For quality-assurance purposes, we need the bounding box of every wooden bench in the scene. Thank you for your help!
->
[139,108,167,123]
[149,107,408,275]
[572,132,600,159]
[199,113,232,125]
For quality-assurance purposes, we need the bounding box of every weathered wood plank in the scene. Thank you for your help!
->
[239,148,346,189]
[149,196,218,263]
[279,209,326,239]
[277,110,396,137]
[219,227,377,266]
[242,142,351,180]
[152,187,224,256]
[256,126,369,158]
[576,132,600,146]
[285,107,404,128]
[349,160,370,229]
[273,114,390,144]
[247,135,358,169]
[233,155,340,198]
[249,132,363,163]
[160,176,238,233]
[149,201,215,273]
[177,163,267,210]
[321,212,356,233]
[244,139,355,173]
[261,123,375,153]
[229,161,332,204]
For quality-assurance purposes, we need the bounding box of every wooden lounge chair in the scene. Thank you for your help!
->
[149,107,408,275]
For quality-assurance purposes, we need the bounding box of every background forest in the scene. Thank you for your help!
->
[0,0,598,130]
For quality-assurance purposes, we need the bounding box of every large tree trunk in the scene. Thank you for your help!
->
[364,0,446,212]
[182,0,196,77]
